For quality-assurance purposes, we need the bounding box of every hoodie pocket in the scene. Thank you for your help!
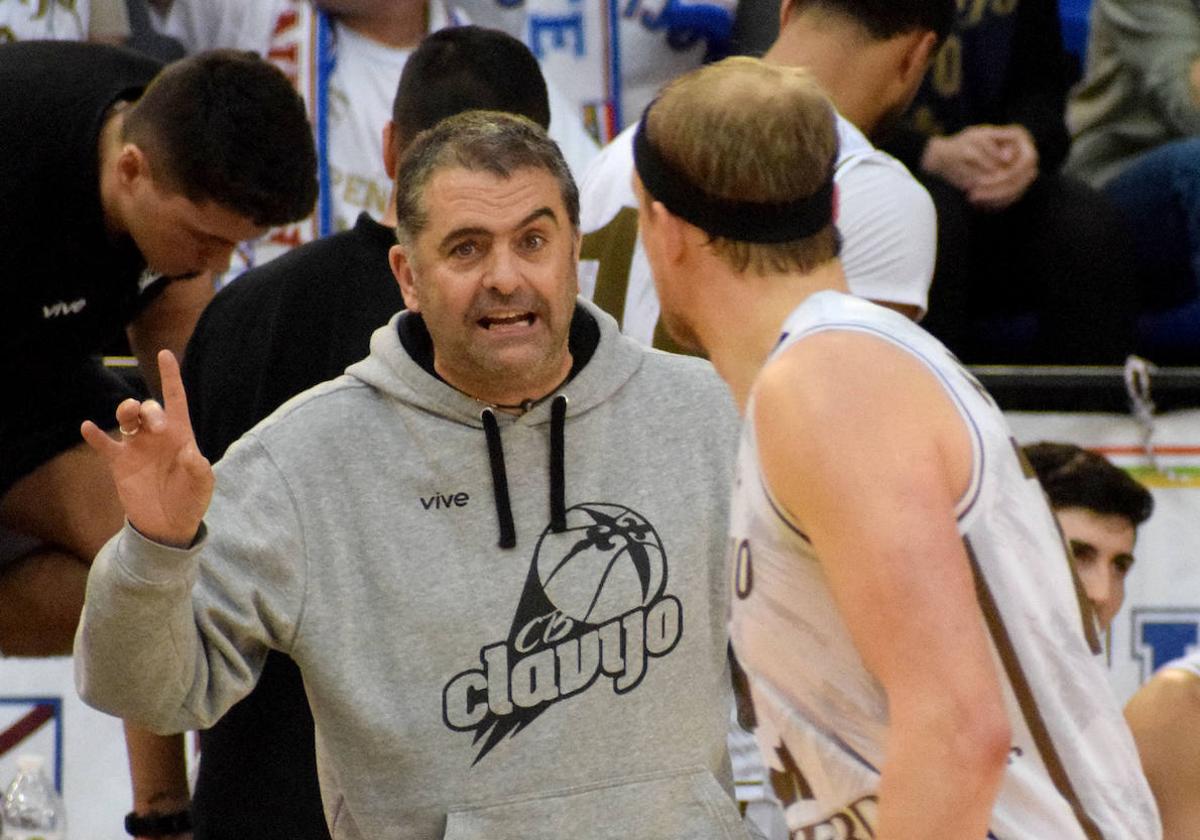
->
[442,766,749,840]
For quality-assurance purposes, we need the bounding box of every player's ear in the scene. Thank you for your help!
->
[901,30,939,88]
[654,201,689,266]
[390,243,420,312]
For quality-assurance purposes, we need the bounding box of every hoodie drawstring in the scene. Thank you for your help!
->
[480,396,570,550]
[481,408,517,549]
[549,395,568,533]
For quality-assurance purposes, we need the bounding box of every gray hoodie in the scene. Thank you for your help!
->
[76,300,748,839]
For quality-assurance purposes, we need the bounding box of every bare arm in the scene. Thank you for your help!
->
[127,275,215,399]
[125,725,191,840]
[753,332,1011,839]
[1125,667,1200,840]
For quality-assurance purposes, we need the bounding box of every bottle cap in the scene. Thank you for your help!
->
[15,755,45,773]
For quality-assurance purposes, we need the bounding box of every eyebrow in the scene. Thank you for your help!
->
[438,207,559,251]
[184,221,237,248]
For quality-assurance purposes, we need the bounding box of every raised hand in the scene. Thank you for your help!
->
[81,349,213,548]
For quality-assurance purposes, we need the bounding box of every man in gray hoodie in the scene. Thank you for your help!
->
[75,111,748,840]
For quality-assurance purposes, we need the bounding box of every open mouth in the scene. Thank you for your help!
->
[478,312,536,329]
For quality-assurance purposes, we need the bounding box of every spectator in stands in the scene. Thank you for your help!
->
[1024,442,1154,631]
[150,0,597,264]
[579,0,953,354]
[0,42,315,839]
[1066,0,1200,363]
[1124,653,1200,839]
[883,0,1139,365]
[178,28,563,840]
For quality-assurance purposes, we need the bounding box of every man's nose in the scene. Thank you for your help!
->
[482,245,522,295]
[1082,564,1117,630]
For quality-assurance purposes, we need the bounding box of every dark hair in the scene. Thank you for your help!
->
[391,26,551,150]
[122,49,317,226]
[1024,442,1154,527]
[788,0,956,43]
[394,111,578,246]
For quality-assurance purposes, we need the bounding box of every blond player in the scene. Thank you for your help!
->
[633,56,1160,839]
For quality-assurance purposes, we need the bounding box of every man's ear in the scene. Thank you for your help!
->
[901,30,939,89]
[651,200,689,267]
[382,120,399,180]
[778,0,795,31]
[116,143,150,190]
[390,243,420,311]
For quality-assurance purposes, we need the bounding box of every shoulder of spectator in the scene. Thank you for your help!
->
[836,156,935,242]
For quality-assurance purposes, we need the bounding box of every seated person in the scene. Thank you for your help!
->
[0,41,315,836]
[579,0,955,353]
[1066,0,1200,363]
[1024,441,1154,632]
[883,0,1139,364]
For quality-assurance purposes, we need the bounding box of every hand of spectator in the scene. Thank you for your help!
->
[81,350,213,549]
[966,125,1039,212]
[920,126,1012,192]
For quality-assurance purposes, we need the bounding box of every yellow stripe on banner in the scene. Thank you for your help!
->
[1126,467,1200,489]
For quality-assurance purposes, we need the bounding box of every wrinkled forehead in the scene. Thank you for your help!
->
[421,164,571,232]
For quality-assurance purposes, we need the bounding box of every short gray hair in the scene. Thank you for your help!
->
[394,110,580,246]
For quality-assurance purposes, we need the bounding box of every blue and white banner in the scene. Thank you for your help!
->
[0,657,130,840]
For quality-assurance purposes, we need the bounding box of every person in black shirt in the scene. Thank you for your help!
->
[882,0,1139,364]
[0,41,316,837]
[179,26,557,840]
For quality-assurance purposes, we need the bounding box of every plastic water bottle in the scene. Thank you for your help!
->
[1,755,65,840]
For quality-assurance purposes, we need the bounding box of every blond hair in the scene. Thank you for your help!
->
[645,56,840,275]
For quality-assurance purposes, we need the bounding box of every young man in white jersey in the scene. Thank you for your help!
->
[579,0,954,353]
[633,56,1160,839]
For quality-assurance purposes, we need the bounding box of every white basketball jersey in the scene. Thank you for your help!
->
[728,291,1160,840]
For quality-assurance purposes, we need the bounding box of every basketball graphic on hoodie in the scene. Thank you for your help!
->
[534,503,666,625]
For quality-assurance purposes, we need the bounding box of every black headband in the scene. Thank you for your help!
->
[632,113,836,244]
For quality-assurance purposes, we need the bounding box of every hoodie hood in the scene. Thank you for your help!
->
[347,297,648,548]
[347,297,643,430]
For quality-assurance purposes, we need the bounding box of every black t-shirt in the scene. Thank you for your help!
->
[0,41,162,365]
[183,212,402,840]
